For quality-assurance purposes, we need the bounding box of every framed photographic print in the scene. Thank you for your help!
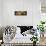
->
[14,11,27,16]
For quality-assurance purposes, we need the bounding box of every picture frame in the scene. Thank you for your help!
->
[14,11,27,16]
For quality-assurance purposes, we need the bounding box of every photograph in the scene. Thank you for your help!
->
[14,11,27,16]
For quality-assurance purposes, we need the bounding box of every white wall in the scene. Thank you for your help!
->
[2,0,41,26]
[0,0,3,26]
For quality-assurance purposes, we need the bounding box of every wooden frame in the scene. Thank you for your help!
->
[14,11,27,16]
